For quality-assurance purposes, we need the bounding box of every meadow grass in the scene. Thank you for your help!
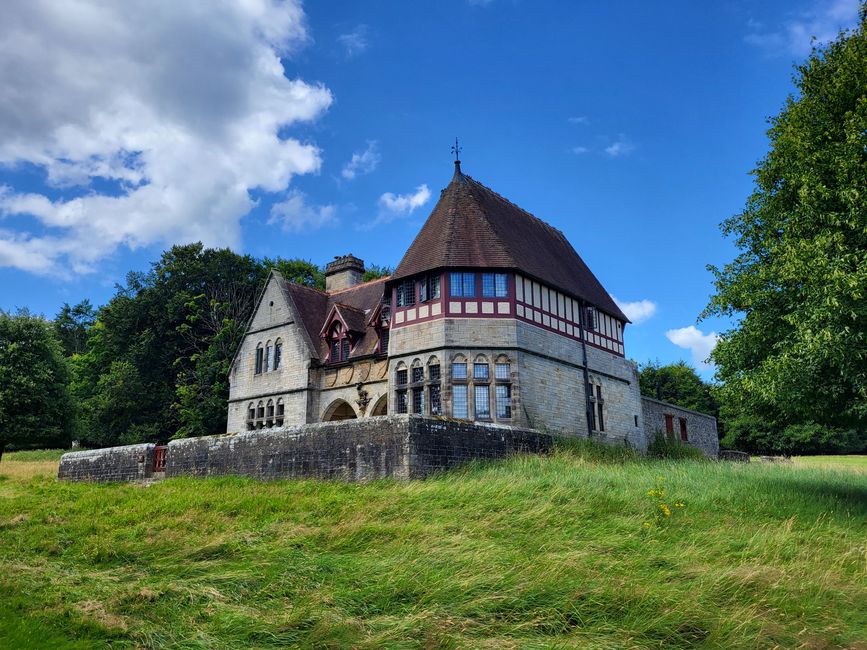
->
[791,455,867,473]
[0,444,865,649]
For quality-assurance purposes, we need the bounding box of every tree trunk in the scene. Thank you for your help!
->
[0,442,5,464]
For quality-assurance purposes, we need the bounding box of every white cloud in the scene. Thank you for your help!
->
[337,25,369,58]
[745,0,860,56]
[379,184,431,215]
[612,296,657,324]
[268,190,337,233]
[604,134,635,158]
[341,141,381,180]
[572,146,589,155]
[666,325,719,368]
[0,1,332,276]
[359,184,431,230]
[568,116,589,124]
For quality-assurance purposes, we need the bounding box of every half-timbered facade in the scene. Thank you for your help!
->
[227,160,647,450]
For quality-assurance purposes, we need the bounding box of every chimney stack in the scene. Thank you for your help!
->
[325,254,365,292]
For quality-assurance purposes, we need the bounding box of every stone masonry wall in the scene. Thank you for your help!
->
[228,277,315,432]
[58,444,155,482]
[57,418,552,483]
[641,396,719,458]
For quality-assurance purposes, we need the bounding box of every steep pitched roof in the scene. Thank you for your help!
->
[282,276,388,362]
[392,163,628,322]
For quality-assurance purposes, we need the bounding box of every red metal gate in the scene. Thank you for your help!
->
[153,445,168,473]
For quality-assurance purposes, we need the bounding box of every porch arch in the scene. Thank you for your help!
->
[322,399,358,422]
[370,393,387,416]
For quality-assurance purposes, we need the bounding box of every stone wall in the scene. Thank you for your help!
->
[58,443,156,482]
[641,397,719,458]
[227,275,316,432]
[57,418,552,483]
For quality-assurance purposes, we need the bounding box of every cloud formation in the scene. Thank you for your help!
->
[341,141,381,180]
[612,296,657,324]
[358,184,431,230]
[0,1,331,275]
[605,134,635,158]
[568,116,589,124]
[268,190,337,232]
[666,325,719,368]
[337,25,369,58]
[745,0,860,56]
[572,146,589,155]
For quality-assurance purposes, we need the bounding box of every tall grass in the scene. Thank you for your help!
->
[0,444,865,648]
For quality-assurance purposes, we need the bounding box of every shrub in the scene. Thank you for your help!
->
[647,432,707,460]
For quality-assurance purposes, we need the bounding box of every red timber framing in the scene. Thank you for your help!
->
[389,270,625,358]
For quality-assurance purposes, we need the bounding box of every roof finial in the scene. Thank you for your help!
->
[450,137,462,174]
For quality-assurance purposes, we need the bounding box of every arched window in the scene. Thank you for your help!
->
[256,401,265,428]
[472,355,491,420]
[275,398,285,426]
[273,339,282,370]
[451,354,468,419]
[264,341,272,372]
[427,356,441,415]
[254,343,264,374]
[394,362,408,414]
[266,399,274,427]
[410,359,424,414]
[494,355,512,419]
[246,402,255,430]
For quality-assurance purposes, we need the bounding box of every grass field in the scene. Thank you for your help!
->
[0,444,865,649]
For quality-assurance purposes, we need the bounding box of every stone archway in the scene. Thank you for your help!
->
[322,399,358,422]
[370,393,387,416]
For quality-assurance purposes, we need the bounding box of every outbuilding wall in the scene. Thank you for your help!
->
[641,397,719,457]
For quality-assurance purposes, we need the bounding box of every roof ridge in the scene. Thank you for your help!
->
[286,281,327,296]
[333,302,366,314]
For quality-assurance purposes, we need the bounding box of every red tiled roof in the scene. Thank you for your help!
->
[282,277,387,362]
[392,164,628,322]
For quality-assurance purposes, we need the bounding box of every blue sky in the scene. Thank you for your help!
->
[0,0,860,377]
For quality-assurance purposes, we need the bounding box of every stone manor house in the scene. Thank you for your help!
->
[226,161,718,456]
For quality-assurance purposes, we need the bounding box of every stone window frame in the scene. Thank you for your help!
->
[246,402,256,430]
[256,400,265,428]
[276,398,285,427]
[273,339,282,370]
[266,399,275,427]
[450,354,469,419]
[254,343,264,375]
[427,356,442,416]
[679,417,688,442]
[264,340,273,372]
[409,358,424,414]
[588,377,605,433]
[394,361,409,414]
[472,354,492,421]
[494,354,513,420]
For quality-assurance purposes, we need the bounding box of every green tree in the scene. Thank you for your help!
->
[362,264,393,282]
[637,361,719,420]
[0,310,73,459]
[53,300,96,357]
[703,11,867,442]
[263,257,325,290]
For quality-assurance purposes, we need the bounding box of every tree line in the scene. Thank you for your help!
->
[0,244,390,459]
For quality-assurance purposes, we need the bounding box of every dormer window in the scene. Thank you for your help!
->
[327,323,352,364]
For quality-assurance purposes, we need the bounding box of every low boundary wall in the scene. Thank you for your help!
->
[58,443,156,482]
[59,417,552,483]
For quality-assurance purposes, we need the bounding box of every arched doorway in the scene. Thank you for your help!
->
[322,399,358,422]
[370,393,387,416]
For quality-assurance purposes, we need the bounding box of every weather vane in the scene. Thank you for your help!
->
[450,137,462,162]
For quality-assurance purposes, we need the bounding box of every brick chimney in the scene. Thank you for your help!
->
[325,254,365,292]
